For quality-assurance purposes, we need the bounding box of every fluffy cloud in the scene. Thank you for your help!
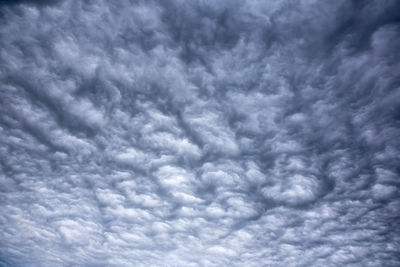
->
[0,0,399,266]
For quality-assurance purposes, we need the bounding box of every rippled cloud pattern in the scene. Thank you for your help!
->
[0,0,399,266]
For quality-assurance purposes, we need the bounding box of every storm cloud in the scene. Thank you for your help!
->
[0,0,399,266]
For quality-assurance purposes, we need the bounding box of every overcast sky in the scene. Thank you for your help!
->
[0,0,399,266]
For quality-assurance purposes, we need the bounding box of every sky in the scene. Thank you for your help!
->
[0,0,399,266]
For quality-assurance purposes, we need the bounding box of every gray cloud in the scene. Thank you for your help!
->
[0,0,399,266]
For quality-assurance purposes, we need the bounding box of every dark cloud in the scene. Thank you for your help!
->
[0,0,399,266]
[0,0,63,7]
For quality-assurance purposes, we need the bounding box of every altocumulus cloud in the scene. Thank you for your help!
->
[0,0,399,266]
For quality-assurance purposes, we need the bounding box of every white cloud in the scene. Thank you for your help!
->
[0,0,399,266]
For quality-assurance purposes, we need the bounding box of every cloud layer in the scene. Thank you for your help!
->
[0,0,399,266]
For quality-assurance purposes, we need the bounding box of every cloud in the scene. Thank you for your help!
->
[0,0,399,266]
